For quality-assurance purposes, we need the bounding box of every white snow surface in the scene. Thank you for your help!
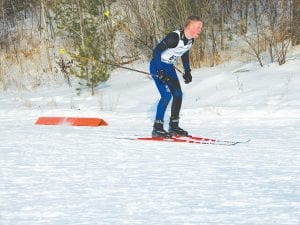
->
[1,50,300,225]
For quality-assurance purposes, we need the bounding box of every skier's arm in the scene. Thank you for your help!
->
[181,51,190,71]
[181,50,192,84]
[181,38,194,71]
[152,32,179,70]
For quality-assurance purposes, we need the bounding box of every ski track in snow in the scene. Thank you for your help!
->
[1,55,300,224]
[1,111,300,225]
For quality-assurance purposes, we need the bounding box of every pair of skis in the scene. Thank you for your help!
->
[120,135,250,146]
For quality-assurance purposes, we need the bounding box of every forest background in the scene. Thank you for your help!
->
[0,0,300,95]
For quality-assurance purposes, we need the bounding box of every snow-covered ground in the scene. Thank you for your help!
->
[1,49,300,224]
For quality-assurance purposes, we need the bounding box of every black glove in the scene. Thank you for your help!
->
[158,70,170,84]
[183,69,192,84]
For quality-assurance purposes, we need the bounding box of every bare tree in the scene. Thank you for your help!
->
[293,0,300,45]
[242,0,264,67]
[119,0,163,59]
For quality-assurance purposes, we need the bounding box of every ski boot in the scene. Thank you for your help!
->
[152,120,172,138]
[168,117,189,137]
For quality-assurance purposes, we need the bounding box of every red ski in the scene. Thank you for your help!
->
[120,135,250,146]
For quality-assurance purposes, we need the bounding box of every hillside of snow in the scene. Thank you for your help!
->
[1,48,300,225]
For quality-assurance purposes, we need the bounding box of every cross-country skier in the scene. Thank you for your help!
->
[150,15,203,138]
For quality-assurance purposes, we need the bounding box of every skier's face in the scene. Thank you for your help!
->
[188,21,203,39]
[185,21,203,39]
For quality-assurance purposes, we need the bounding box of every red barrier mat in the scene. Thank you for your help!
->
[35,117,108,126]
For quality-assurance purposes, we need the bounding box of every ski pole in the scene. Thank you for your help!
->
[66,51,151,75]
[99,60,151,75]
[102,60,184,75]
[64,49,184,76]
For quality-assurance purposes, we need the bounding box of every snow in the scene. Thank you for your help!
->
[1,49,300,224]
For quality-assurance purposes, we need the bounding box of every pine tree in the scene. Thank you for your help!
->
[54,0,116,95]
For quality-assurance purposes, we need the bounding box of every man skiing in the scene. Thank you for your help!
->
[150,15,203,138]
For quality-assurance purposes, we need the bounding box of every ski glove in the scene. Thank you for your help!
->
[158,70,170,84]
[183,69,192,84]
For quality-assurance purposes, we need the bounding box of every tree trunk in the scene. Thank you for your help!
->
[293,0,300,45]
